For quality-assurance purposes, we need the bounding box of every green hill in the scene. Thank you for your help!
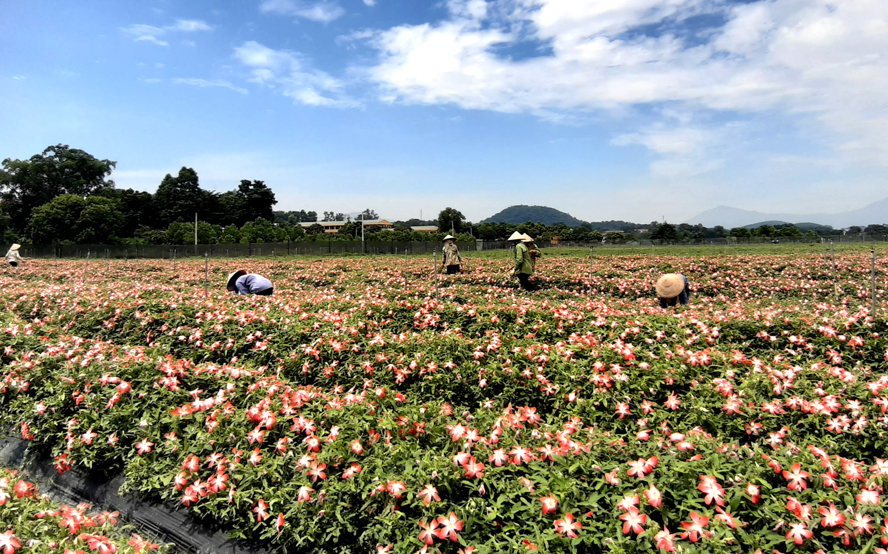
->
[481,205,587,227]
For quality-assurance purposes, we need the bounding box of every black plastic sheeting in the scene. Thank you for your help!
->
[0,437,272,554]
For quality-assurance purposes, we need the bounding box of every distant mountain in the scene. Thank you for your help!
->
[481,205,587,227]
[688,197,888,229]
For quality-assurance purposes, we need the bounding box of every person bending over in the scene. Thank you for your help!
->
[226,270,274,296]
[656,273,690,309]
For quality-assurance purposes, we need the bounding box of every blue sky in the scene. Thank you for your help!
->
[2,0,887,223]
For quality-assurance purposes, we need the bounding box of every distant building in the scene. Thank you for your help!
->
[299,219,393,234]
[411,226,439,234]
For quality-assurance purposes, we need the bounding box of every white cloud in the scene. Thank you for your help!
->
[447,0,489,21]
[363,0,376,6]
[358,0,888,168]
[613,124,724,178]
[259,0,345,23]
[170,19,213,32]
[121,19,212,46]
[233,41,359,107]
[12,75,26,80]
[612,126,715,156]
[336,29,375,46]
[136,35,169,46]
[172,78,249,94]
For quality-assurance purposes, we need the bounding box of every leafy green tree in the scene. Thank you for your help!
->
[76,197,124,243]
[196,221,220,244]
[306,223,326,235]
[154,167,213,227]
[288,224,305,240]
[275,210,319,224]
[239,217,276,243]
[218,191,246,227]
[166,222,195,245]
[356,209,379,221]
[753,225,776,238]
[729,227,751,238]
[650,223,678,242]
[238,180,277,223]
[95,188,156,238]
[1,144,116,231]
[26,194,123,244]
[220,225,241,244]
[338,221,359,238]
[437,207,465,233]
[26,194,85,244]
[134,226,169,245]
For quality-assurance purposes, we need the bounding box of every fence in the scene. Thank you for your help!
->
[20,240,484,259]
[17,236,888,260]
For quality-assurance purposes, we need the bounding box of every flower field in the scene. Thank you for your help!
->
[1,250,887,553]
[0,467,165,554]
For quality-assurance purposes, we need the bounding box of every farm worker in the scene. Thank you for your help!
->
[226,270,274,296]
[522,233,542,269]
[509,231,535,290]
[5,244,24,267]
[441,235,463,274]
[656,273,690,309]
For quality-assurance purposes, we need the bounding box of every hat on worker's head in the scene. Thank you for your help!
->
[520,234,534,243]
[443,235,455,241]
[10,244,20,251]
[507,231,524,242]
[656,273,684,299]
[226,270,247,292]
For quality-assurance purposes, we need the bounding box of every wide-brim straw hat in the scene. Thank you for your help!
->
[507,231,524,241]
[443,235,455,241]
[520,233,534,243]
[10,244,21,251]
[656,273,684,298]
[226,270,247,291]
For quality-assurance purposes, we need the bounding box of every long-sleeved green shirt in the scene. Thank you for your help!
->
[514,243,533,275]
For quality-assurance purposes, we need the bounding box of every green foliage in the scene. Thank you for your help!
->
[154,167,212,227]
[26,194,123,244]
[438,207,466,233]
[481,205,587,227]
[307,223,326,235]
[0,144,116,231]
[237,180,277,224]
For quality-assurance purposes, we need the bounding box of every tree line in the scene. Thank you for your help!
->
[3,145,883,246]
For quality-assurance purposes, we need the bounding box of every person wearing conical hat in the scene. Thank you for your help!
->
[441,235,463,274]
[226,269,274,296]
[656,273,690,309]
[5,244,24,268]
[509,231,535,290]
[522,233,541,270]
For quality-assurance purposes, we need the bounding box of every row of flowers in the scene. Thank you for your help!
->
[0,468,165,554]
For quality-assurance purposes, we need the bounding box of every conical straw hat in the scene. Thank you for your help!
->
[656,274,684,298]
[443,235,455,241]
[10,244,21,251]
[520,234,533,243]
[507,231,524,241]
[226,270,247,291]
